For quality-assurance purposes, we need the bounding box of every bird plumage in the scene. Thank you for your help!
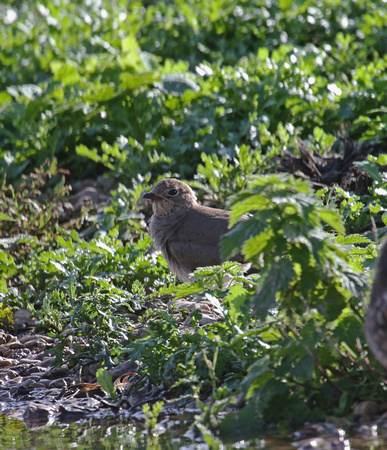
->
[144,178,244,282]
[366,241,387,369]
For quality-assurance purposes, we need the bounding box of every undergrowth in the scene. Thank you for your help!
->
[1,0,387,444]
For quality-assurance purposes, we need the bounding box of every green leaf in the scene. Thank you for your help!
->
[317,209,345,235]
[241,355,272,397]
[50,61,81,85]
[96,368,118,401]
[160,74,200,96]
[224,284,250,323]
[221,212,275,261]
[229,195,271,226]
[253,257,295,320]
[242,230,274,260]
[336,234,372,244]
[0,213,15,221]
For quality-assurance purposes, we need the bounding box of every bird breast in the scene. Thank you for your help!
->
[149,208,190,251]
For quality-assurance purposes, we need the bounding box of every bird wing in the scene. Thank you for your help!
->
[165,206,241,273]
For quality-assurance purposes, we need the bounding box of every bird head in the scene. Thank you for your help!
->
[144,178,197,215]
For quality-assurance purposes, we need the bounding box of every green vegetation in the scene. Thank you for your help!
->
[1,0,387,443]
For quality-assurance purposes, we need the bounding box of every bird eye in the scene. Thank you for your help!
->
[168,188,178,196]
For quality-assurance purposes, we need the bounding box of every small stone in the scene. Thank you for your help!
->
[19,358,40,364]
[29,382,47,389]
[19,334,54,345]
[184,313,220,326]
[7,375,23,385]
[37,378,54,388]
[0,390,11,401]
[42,366,71,380]
[22,338,47,351]
[0,357,15,367]
[36,356,56,368]
[0,339,24,350]
[25,366,46,376]
[48,378,68,389]
[88,362,102,377]
[0,369,19,380]
[108,360,138,380]
[13,309,34,329]
[353,400,380,417]
[0,332,8,345]
[23,402,53,425]
[0,391,12,402]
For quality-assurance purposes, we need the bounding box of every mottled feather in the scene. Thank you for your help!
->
[144,178,245,282]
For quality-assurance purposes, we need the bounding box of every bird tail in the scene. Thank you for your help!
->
[366,242,387,369]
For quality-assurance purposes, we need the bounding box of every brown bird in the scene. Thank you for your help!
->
[366,241,387,369]
[143,178,245,282]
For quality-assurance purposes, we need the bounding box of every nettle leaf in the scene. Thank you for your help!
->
[50,261,68,275]
[339,269,368,297]
[76,144,100,163]
[334,315,365,344]
[336,234,372,244]
[95,240,115,255]
[50,60,81,85]
[222,211,276,261]
[224,284,250,323]
[0,213,15,221]
[317,209,345,235]
[242,230,274,260]
[229,195,272,226]
[241,355,272,398]
[159,74,200,96]
[322,284,348,321]
[354,161,383,183]
[253,257,295,320]
[289,356,316,381]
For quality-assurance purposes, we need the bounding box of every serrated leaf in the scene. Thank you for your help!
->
[229,195,271,226]
[242,230,274,260]
[160,74,200,96]
[336,234,372,244]
[76,144,100,162]
[224,284,250,322]
[221,218,261,260]
[0,234,36,248]
[355,161,383,183]
[50,261,68,275]
[0,213,15,221]
[50,61,81,85]
[240,355,272,396]
[222,212,274,261]
[317,209,345,235]
[253,257,295,320]
[96,240,115,255]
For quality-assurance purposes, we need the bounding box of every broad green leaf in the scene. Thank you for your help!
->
[336,234,372,244]
[224,284,250,323]
[50,61,81,85]
[242,230,274,260]
[0,213,15,221]
[96,368,118,401]
[229,195,271,225]
[316,209,345,235]
[253,257,295,320]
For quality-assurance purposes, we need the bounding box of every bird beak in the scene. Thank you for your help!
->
[143,192,155,200]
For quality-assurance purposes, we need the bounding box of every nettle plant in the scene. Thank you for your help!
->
[316,154,387,236]
[220,174,374,427]
[131,174,374,433]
